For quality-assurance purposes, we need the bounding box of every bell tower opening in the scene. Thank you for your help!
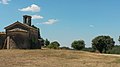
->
[23,15,32,26]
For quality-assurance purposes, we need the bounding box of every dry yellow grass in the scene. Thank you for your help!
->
[0,49,120,67]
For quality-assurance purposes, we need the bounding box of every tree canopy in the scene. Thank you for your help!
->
[48,41,60,49]
[92,35,115,53]
[44,39,50,46]
[71,40,85,50]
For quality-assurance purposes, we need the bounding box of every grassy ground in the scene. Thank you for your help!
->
[0,49,120,67]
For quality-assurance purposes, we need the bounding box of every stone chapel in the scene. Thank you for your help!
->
[0,15,44,49]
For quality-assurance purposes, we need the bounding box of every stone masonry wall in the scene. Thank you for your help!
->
[6,31,30,49]
[0,33,6,49]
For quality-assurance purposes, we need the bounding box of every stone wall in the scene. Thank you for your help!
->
[30,29,41,49]
[0,33,6,49]
[6,31,30,49]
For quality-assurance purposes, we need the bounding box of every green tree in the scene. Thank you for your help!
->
[44,39,50,46]
[48,41,60,49]
[92,35,115,53]
[71,40,85,50]
[37,28,41,39]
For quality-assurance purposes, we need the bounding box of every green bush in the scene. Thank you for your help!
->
[60,46,70,50]
[107,45,120,54]
[82,48,95,52]
[44,39,50,46]
[71,40,85,50]
[47,41,60,49]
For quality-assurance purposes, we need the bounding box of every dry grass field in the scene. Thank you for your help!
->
[0,49,120,67]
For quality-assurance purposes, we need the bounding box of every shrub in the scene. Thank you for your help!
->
[60,46,70,50]
[82,47,95,52]
[71,40,85,50]
[44,39,50,46]
[107,45,120,54]
[47,41,60,49]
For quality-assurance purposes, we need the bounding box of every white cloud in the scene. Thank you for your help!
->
[43,19,58,25]
[89,25,94,28]
[0,0,11,4]
[32,15,44,19]
[18,4,40,12]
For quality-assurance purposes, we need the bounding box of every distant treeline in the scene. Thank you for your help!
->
[42,35,120,54]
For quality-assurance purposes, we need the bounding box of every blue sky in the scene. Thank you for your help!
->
[0,0,120,47]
